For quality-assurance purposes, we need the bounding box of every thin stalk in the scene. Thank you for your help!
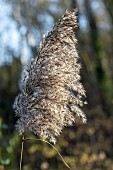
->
[19,135,24,170]
[24,137,72,170]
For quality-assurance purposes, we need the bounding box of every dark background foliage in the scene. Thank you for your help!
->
[0,0,113,170]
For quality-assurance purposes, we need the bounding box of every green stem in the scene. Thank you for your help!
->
[19,135,24,170]
[19,135,72,170]
[24,137,72,170]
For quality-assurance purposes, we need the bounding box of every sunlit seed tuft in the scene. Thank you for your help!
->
[13,9,87,144]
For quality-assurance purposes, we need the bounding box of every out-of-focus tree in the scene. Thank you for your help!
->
[0,56,21,131]
[103,0,113,80]
[84,0,113,114]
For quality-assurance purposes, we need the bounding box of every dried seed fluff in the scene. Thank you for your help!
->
[13,9,87,144]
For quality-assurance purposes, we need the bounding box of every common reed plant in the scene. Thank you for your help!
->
[13,9,87,170]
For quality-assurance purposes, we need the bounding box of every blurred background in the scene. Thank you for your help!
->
[0,0,113,170]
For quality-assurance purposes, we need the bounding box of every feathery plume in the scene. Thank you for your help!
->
[13,9,87,144]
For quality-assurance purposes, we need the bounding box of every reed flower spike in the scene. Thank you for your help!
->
[13,9,87,144]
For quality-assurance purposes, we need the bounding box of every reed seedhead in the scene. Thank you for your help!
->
[13,9,87,144]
